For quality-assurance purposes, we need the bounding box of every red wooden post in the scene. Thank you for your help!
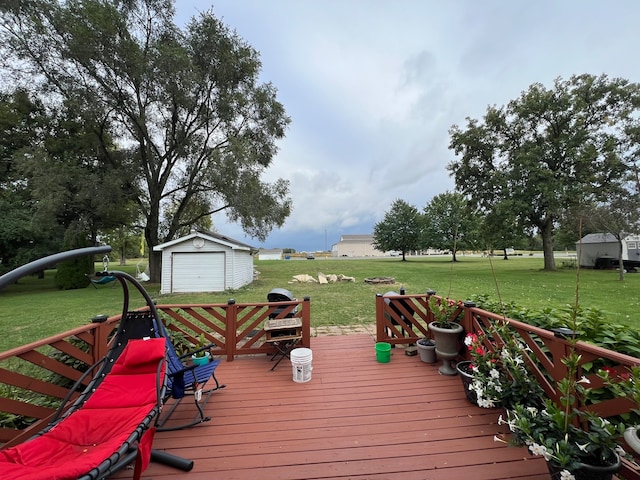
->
[375,294,386,342]
[461,301,476,338]
[90,315,111,364]
[301,297,311,348]
[226,299,237,361]
[426,290,436,323]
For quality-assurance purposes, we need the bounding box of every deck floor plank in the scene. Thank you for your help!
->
[112,334,548,479]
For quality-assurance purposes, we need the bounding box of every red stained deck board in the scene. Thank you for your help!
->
[113,334,549,480]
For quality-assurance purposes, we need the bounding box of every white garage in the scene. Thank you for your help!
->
[153,231,254,294]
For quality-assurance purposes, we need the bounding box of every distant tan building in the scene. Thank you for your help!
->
[332,234,385,257]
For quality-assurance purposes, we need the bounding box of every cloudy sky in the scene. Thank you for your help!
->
[175,0,640,252]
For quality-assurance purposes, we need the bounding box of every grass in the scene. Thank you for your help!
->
[1,255,639,353]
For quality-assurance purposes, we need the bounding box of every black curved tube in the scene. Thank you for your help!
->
[0,246,112,290]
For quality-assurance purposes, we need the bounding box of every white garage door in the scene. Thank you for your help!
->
[171,252,225,293]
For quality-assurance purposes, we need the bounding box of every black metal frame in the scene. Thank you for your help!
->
[0,246,194,477]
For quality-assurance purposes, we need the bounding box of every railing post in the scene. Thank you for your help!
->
[301,297,311,348]
[426,290,436,323]
[462,301,476,335]
[226,299,236,361]
[90,315,110,364]
[375,294,386,342]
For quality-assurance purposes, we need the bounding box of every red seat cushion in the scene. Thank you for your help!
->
[0,338,165,480]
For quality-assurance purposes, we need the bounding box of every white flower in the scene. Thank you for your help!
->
[598,417,611,428]
[529,443,548,456]
[497,414,506,425]
[577,376,590,384]
[575,442,589,452]
[560,470,575,480]
[526,406,538,416]
[464,336,474,346]
[513,355,524,365]
[494,434,508,444]
[478,398,496,408]
[490,368,500,379]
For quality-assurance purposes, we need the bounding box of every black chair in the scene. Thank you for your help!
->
[0,247,193,479]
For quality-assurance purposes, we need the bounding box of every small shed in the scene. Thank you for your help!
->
[153,231,254,294]
[576,233,640,268]
[257,248,283,260]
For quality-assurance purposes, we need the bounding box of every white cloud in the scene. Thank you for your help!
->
[177,0,640,251]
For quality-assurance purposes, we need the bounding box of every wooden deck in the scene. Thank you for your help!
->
[114,334,549,480]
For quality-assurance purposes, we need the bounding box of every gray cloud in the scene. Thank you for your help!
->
[178,0,640,252]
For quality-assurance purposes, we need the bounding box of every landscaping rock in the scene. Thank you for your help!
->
[364,276,396,284]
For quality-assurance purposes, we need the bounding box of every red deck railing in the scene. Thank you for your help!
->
[0,297,310,448]
[376,292,640,479]
[2,291,639,478]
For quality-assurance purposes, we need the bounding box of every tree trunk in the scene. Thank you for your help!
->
[146,196,162,282]
[618,238,625,281]
[145,221,162,283]
[149,250,162,283]
[541,221,556,271]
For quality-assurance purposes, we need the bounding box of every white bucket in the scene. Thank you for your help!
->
[290,347,313,383]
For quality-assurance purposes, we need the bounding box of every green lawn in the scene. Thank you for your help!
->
[1,255,639,353]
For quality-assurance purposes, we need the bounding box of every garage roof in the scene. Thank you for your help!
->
[153,230,254,251]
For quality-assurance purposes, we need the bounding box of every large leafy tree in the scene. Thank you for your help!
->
[20,98,138,245]
[372,199,422,261]
[449,74,640,270]
[0,88,135,275]
[0,89,43,186]
[421,191,479,262]
[0,89,49,271]
[585,172,640,281]
[1,0,292,281]
[477,199,527,259]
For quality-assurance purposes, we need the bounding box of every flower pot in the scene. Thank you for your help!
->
[456,360,478,404]
[624,425,640,454]
[191,351,210,366]
[416,338,437,363]
[546,453,621,480]
[428,321,464,375]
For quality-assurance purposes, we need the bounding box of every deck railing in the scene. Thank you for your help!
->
[376,292,640,479]
[0,297,310,448]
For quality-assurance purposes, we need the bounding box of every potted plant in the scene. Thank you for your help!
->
[459,323,544,410]
[427,294,463,375]
[416,338,436,364]
[597,365,640,455]
[191,333,211,366]
[497,338,626,479]
[458,331,505,408]
[500,399,624,479]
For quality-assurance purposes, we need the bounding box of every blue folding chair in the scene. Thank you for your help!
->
[146,313,226,431]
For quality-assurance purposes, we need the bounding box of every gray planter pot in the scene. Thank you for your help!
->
[428,321,464,375]
[416,339,436,363]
